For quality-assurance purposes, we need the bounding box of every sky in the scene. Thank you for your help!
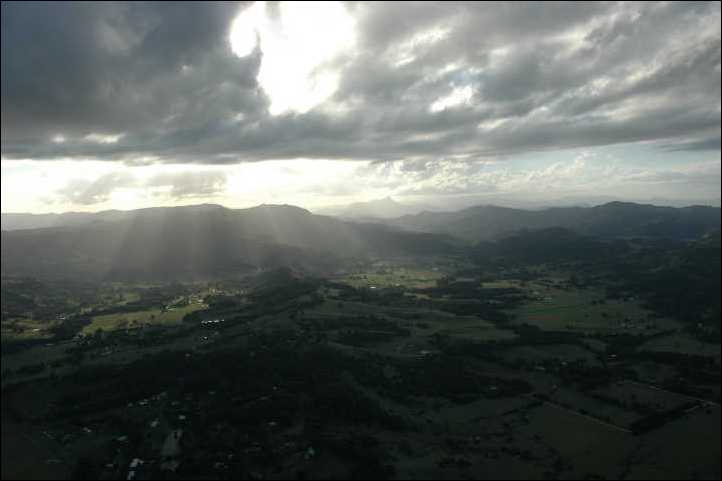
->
[1,1,720,214]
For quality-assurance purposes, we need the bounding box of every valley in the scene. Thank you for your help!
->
[2,207,719,479]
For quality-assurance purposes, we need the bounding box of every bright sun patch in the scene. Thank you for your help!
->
[430,85,474,112]
[230,1,356,115]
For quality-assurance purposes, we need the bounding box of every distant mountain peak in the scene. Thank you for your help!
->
[315,196,433,220]
[392,201,721,242]
[252,204,312,215]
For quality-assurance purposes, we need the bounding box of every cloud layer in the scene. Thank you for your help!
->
[55,169,228,205]
[2,1,720,165]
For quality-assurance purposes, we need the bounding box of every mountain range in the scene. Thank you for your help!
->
[0,204,457,281]
[2,201,719,281]
[313,196,436,220]
[388,201,721,242]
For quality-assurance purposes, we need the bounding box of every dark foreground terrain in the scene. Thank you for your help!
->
[2,203,720,480]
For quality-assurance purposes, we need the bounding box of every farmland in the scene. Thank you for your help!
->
[337,266,446,289]
[2,247,720,479]
[81,303,206,335]
[506,278,682,335]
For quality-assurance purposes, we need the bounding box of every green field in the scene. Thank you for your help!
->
[1,318,57,342]
[546,387,641,428]
[517,402,638,478]
[337,267,444,289]
[1,342,70,374]
[311,299,516,343]
[624,406,721,479]
[508,282,680,334]
[481,279,525,289]
[82,304,206,335]
[500,344,600,365]
[424,313,518,342]
[639,333,721,360]
[591,381,695,413]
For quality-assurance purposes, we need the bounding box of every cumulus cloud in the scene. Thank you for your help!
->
[54,169,227,206]
[146,170,228,198]
[348,152,721,202]
[56,171,137,205]
[1,1,720,166]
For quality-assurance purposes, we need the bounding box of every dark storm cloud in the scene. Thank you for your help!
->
[1,1,265,150]
[1,1,720,164]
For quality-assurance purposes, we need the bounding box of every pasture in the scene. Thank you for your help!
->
[82,304,206,335]
[638,333,721,360]
[508,282,680,334]
[337,267,445,289]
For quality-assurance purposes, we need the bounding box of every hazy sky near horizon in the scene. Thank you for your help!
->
[2,1,720,213]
